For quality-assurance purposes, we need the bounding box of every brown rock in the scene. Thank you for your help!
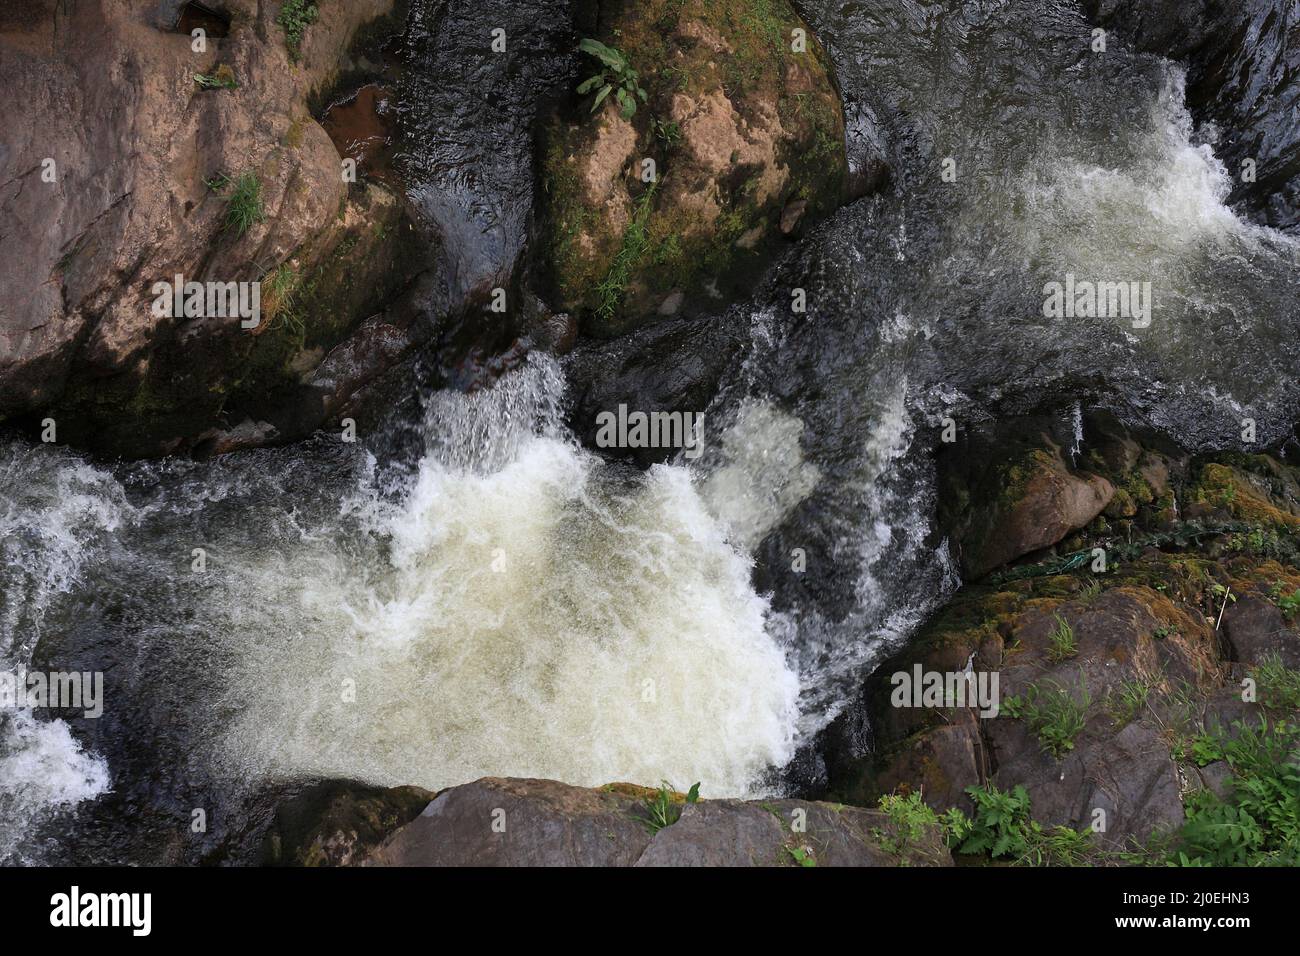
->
[365,777,949,867]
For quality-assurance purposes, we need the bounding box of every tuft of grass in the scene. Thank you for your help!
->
[194,64,237,90]
[1107,677,1152,728]
[1003,679,1091,759]
[209,172,265,237]
[595,184,657,320]
[1255,652,1300,712]
[276,0,319,60]
[261,262,304,333]
[1047,614,1078,663]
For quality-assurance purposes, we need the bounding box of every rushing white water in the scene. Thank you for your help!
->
[0,448,119,862]
[175,356,801,798]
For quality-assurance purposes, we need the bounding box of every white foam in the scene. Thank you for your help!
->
[214,357,802,797]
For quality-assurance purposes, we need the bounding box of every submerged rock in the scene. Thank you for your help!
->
[539,0,851,338]
[362,777,949,866]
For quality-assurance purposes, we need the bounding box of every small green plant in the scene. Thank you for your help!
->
[595,183,656,319]
[1106,677,1151,728]
[1047,614,1078,662]
[651,117,682,146]
[276,0,319,60]
[209,172,265,237]
[1255,652,1300,712]
[262,262,304,333]
[1270,582,1300,619]
[875,791,973,856]
[784,844,817,867]
[639,781,699,833]
[1002,680,1090,759]
[956,785,1092,865]
[194,64,237,90]
[1079,578,1102,603]
[576,38,647,119]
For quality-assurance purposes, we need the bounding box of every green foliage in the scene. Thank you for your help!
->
[651,117,682,146]
[957,785,1092,865]
[1255,653,1300,712]
[784,845,817,867]
[1173,718,1300,866]
[577,38,648,119]
[277,0,319,59]
[1270,582,1300,619]
[639,780,700,833]
[209,172,265,237]
[1106,677,1152,728]
[1047,614,1078,662]
[875,791,972,858]
[194,64,237,90]
[595,184,657,319]
[263,262,305,334]
[1002,679,1091,759]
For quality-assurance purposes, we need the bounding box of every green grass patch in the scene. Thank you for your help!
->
[1003,679,1091,759]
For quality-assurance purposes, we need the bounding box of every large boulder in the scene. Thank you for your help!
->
[539,0,850,338]
[364,777,950,866]
[939,419,1115,580]
[0,0,421,455]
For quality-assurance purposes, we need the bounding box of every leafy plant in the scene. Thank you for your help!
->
[276,0,319,60]
[1270,582,1300,619]
[639,780,700,833]
[1002,680,1090,759]
[194,64,237,90]
[957,785,1092,865]
[651,117,682,146]
[784,845,817,867]
[1047,614,1078,662]
[209,172,265,237]
[576,38,647,119]
[1173,718,1300,866]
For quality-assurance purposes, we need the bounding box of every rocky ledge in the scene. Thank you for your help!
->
[267,777,948,867]
[822,409,1300,865]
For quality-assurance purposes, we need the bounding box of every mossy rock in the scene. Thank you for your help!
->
[262,780,434,867]
[540,0,848,337]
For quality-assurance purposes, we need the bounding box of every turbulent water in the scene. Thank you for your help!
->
[3,0,1299,863]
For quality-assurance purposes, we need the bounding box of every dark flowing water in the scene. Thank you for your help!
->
[2,0,1297,864]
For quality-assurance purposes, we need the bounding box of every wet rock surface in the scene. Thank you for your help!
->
[823,411,1300,857]
[1085,0,1300,232]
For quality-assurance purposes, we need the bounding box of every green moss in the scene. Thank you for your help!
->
[540,0,846,331]
[1191,462,1300,530]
